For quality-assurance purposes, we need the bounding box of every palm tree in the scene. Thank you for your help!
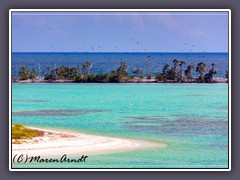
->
[172,59,179,80]
[196,62,206,82]
[29,68,36,80]
[178,61,186,82]
[204,63,217,83]
[18,66,30,80]
[155,63,170,81]
[86,60,92,74]
[82,64,87,76]
[82,60,92,76]
[162,64,169,75]
[210,63,217,76]
[117,61,128,77]
[184,64,194,80]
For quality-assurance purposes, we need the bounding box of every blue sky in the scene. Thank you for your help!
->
[12,11,229,52]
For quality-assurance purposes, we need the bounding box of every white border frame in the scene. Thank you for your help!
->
[9,9,231,171]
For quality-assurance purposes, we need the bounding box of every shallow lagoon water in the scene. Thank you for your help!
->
[12,83,228,168]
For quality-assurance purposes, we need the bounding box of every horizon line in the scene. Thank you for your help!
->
[12,51,228,53]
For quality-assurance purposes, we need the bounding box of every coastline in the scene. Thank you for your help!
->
[12,126,166,157]
[12,77,228,83]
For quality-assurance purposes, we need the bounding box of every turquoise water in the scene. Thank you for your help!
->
[12,83,228,169]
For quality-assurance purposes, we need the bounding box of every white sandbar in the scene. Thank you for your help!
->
[12,126,166,157]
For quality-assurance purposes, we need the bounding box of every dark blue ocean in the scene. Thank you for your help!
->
[11,52,228,78]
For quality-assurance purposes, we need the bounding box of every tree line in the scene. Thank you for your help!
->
[17,59,228,83]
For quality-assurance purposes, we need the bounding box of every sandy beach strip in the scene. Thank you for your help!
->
[12,126,166,157]
[12,77,228,83]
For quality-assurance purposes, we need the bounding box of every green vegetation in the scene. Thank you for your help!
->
[225,70,228,79]
[74,61,128,83]
[12,124,44,144]
[172,59,179,81]
[18,66,36,80]
[184,64,195,80]
[178,61,186,82]
[204,63,217,83]
[44,66,78,80]
[16,58,224,83]
[132,69,143,78]
[81,60,92,76]
[225,70,228,82]
[156,64,169,81]
[196,62,206,82]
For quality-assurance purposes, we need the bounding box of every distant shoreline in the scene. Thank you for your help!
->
[12,77,228,83]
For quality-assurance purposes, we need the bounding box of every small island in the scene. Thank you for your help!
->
[12,59,228,83]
